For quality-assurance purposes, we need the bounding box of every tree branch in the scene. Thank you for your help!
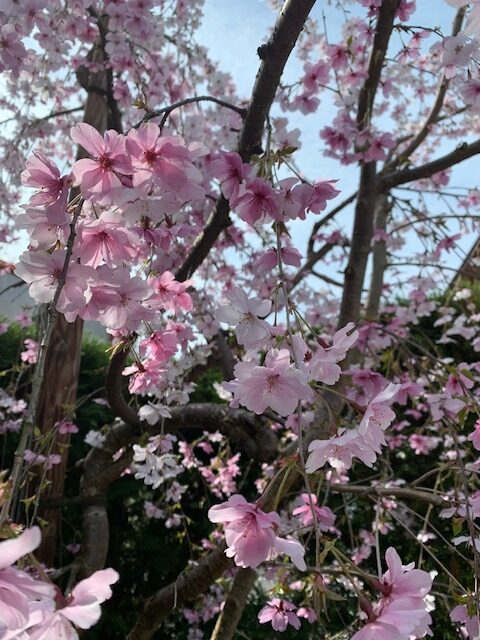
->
[306,191,357,256]
[387,7,466,167]
[125,547,233,640]
[77,398,278,577]
[137,95,247,128]
[379,138,480,192]
[175,0,317,282]
[210,568,257,640]
[356,0,400,129]
[329,483,450,507]
[290,241,337,290]
[365,194,391,319]
[0,199,84,527]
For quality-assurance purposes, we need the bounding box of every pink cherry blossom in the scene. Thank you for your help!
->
[303,60,330,92]
[325,322,359,362]
[409,434,440,455]
[21,151,70,216]
[216,286,272,349]
[468,418,480,450]
[208,494,306,570]
[76,211,136,268]
[127,122,202,196]
[232,178,278,225]
[0,23,28,73]
[211,151,252,201]
[352,547,432,640]
[57,421,79,435]
[20,338,39,364]
[297,606,317,623]
[292,335,341,385]
[26,568,119,638]
[123,358,167,394]
[258,598,301,632]
[99,269,151,331]
[306,428,378,473]
[230,349,313,416]
[253,246,302,271]
[14,250,90,314]
[139,330,178,362]
[450,604,479,639]
[292,493,336,530]
[149,271,193,314]
[0,527,55,638]
[71,123,132,202]
[358,383,400,450]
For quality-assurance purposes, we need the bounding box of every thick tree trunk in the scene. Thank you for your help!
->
[35,33,120,566]
[365,194,391,320]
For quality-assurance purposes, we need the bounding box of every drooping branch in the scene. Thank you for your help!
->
[105,343,140,427]
[126,445,302,639]
[78,389,278,577]
[290,241,338,290]
[388,7,466,167]
[137,95,248,127]
[175,0,317,282]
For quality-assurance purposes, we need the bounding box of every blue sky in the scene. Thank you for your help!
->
[4,1,478,289]
[197,1,480,288]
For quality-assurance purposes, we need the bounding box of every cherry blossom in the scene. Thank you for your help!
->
[450,604,480,639]
[292,493,336,530]
[306,428,378,473]
[127,123,202,196]
[71,123,132,203]
[228,349,313,417]
[352,547,432,640]
[216,287,273,349]
[468,418,480,450]
[0,527,54,638]
[258,598,301,632]
[208,495,306,570]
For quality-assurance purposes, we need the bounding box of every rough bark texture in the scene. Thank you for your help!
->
[338,162,378,328]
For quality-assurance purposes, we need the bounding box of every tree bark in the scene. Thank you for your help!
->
[365,194,391,319]
[338,0,400,329]
[210,568,257,640]
[35,30,121,566]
